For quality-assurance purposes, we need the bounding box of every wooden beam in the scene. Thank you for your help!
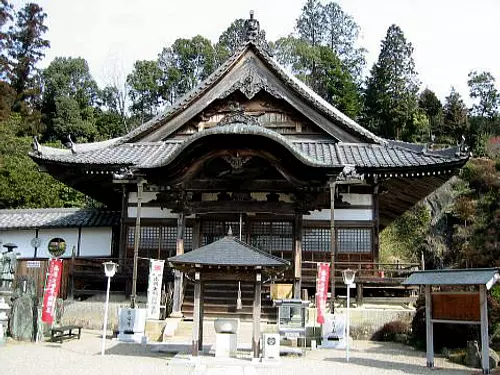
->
[253,272,262,359]
[425,285,434,368]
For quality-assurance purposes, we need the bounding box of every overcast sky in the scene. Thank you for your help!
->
[11,0,500,105]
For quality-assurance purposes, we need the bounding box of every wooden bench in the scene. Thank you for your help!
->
[50,325,82,343]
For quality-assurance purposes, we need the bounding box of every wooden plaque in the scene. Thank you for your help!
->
[431,293,480,321]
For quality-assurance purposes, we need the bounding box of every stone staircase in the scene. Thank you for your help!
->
[182,281,277,322]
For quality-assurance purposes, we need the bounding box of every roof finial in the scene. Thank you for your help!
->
[244,10,260,41]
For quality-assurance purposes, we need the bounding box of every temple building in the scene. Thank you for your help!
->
[29,15,469,317]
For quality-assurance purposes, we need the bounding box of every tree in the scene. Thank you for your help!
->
[101,55,130,133]
[7,3,50,110]
[274,36,361,118]
[216,18,266,62]
[0,114,86,208]
[0,0,13,79]
[442,87,468,142]
[322,1,366,82]
[296,0,325,47]
[363,24,420,140]
[41,57,100,141]
[126,60,163,123]
[157,35,218,104]
[467,70,499,119]
[418,88,443,138]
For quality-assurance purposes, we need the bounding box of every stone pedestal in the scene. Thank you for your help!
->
[215,333,237,358]
[117,308,147,343]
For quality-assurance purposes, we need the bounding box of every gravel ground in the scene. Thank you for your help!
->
[0,328,474,375]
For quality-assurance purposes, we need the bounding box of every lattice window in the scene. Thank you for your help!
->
[249,221,292,255]
[202,220,245,246]
[127,224,194,258]
[303,227,330,252]
[337,228,371,253]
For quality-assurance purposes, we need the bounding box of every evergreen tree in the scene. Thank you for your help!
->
[216,18,267,62]
[296,0,325,47]
[126,60,163,123]
[41,57,100,142]
[322,1,366,83]
[7,3,49,110]
[0,0,13,79]
[363,24,419,140]
[157,35,217,104]
[467,70,499,119]
[443,87,468,142]
[274,36,361,118]
[418,88,443,137]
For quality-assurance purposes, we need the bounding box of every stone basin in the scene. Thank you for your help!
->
[214,318,239,334]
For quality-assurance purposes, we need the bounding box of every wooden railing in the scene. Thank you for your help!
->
[302,260,420,285]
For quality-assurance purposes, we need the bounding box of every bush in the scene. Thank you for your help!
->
[372,320,410,342]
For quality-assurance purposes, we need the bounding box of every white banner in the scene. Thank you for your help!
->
[146,259,164,320]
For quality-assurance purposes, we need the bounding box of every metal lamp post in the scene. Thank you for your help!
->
[101,261,118,356]
[342,268,356,362]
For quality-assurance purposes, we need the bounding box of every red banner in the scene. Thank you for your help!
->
[42,259,63,324]
[315,262,330,324]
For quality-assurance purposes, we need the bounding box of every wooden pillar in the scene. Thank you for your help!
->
[172,212,186,315]
[131,179,144,308]
[480,285,490,374]
[425,285,434,368]
[118,184,128,261]
[373,182,380,263]
[293,213,303,299]
[253,272,262,359]
[356,282,363,307]
[198,279,204,352]
[329,181,336,311]
[192,218,201,250]
[192,271,202,357]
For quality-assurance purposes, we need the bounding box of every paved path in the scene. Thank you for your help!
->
[0,327,474,375]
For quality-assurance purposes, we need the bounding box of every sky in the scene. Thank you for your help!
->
[10,0,500,105]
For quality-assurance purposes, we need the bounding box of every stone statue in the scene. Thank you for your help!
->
[1,245,19,289]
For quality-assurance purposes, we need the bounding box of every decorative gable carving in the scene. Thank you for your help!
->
[219,56,282,100]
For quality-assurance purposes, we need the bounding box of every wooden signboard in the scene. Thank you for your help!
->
[431,292,480,322]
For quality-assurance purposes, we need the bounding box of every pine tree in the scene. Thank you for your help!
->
[363,24,419,140]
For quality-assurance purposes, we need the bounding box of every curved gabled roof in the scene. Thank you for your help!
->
[30,123,469,170]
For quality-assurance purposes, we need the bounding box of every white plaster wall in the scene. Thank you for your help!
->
[127,207,178,219]
[0,230,36,258]
[304,209,373,221]
[341,193,372,206]
[128,191,158,203]
[37,228,79,258]
[80,228,112,257]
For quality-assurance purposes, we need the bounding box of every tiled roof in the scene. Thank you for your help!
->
[30,126,468,170]
[403,268,500,287]
[168,236,290,268]
[0,208,120,230]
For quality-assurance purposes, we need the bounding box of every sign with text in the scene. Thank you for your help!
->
[146,259,164,320]
[315,262,330,324]
[41,258,63,324]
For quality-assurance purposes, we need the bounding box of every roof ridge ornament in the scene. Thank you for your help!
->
[244,10,260,42]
